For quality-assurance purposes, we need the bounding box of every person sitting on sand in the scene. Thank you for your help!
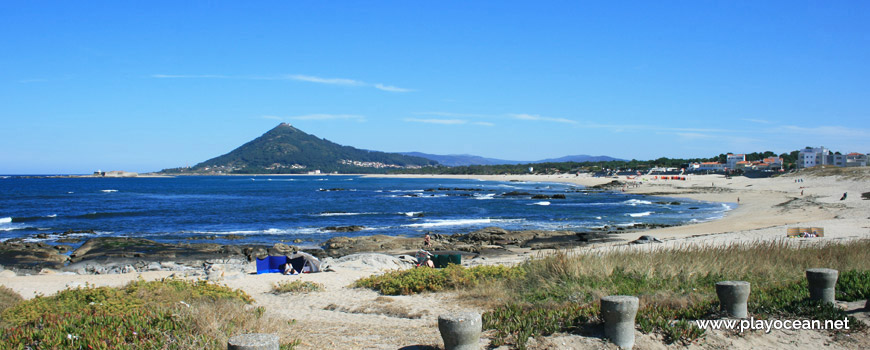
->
[415,249,435,268]
[282,263,297,275]
[424,232,432,248]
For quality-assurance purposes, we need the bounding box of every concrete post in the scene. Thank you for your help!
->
[438,312,481,350]
[715,281,750,318]
[806,268,838,305]
[227,333,279,350]
[601,295,639,350]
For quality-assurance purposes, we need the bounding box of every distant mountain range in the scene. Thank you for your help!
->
[400,152,623,166]
[160,123,622,174]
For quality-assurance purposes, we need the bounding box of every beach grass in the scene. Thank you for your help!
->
[0,278,299,350]
[273,280,325,294]
[355,239,870,349]
[0,285,23,317]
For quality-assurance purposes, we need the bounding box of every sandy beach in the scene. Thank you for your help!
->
[2,170,869,349]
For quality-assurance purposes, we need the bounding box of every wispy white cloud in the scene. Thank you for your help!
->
[264,114,366,122]
[474,121,496,127]
[741,118,774,124]
[404,118,467,125]
[286,75,364,86]
[780,125,870,138]
[152,73,412,92]
[413,111,492,118]
[675,132,714,140]
[151,74,230,79]
[511,114,579,124]
[374,84,414,93]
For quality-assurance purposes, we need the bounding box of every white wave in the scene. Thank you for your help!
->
[67,192,74,194]
[474,193,496,200]
[721,203,733,210]
[374,190,383,193]
[617,222,640,227]
[193,228,320,236]
[624,199,652,206]
[46,214,57,218]
[0,217,11,224]
[101,189,118,193]
[531,201,551,206]
[402,211,423,217]
[595,216,602,220]
[388,189,424,193]
[317,212,378,217]
[404,218,496,228]
[628,211,653,217]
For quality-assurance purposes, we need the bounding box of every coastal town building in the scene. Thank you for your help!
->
[798,147,830,168]
[845,153,868,167]
[797,146,866,168]
[92,170,138,177]
[726,154,745,170]
[693,162,725,172]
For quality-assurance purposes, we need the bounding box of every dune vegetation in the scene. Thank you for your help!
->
[0,279,299,350]
[356,240,870,349]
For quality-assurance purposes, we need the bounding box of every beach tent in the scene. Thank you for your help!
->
[256,252,323,274]
[287,251,322,273]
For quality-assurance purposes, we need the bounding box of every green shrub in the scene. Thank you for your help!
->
[354,264,523,295]
[0,278,297,350]
[484,302,597,350]
[273,280,325,294]
[837,270,870,301]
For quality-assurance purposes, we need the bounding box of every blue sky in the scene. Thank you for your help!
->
[1,1,868,174]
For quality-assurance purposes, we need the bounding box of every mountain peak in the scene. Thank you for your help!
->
[168,125,437,174]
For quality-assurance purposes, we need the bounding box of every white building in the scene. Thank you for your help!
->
[845,153,868,167]
[694,162,725,171]
[726,154,745,170]
[798,147,830,168]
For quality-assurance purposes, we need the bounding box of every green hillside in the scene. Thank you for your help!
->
[162,123,437,174]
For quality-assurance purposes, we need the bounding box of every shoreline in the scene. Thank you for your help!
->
[364,172,853,242]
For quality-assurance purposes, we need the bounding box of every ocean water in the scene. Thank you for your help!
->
[0,175,732,247]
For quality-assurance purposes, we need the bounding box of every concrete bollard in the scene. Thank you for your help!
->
[227,333,279,350]
[806,268,838,305]
[438,311,481,350]
[715,281,751,318]
[601,295,639,350]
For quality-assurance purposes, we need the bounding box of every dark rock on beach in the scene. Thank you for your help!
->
[0,240,70,272]
[502,191,532,196]
[324,225,366,232]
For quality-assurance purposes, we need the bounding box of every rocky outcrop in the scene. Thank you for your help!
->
[0,240,70,272]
